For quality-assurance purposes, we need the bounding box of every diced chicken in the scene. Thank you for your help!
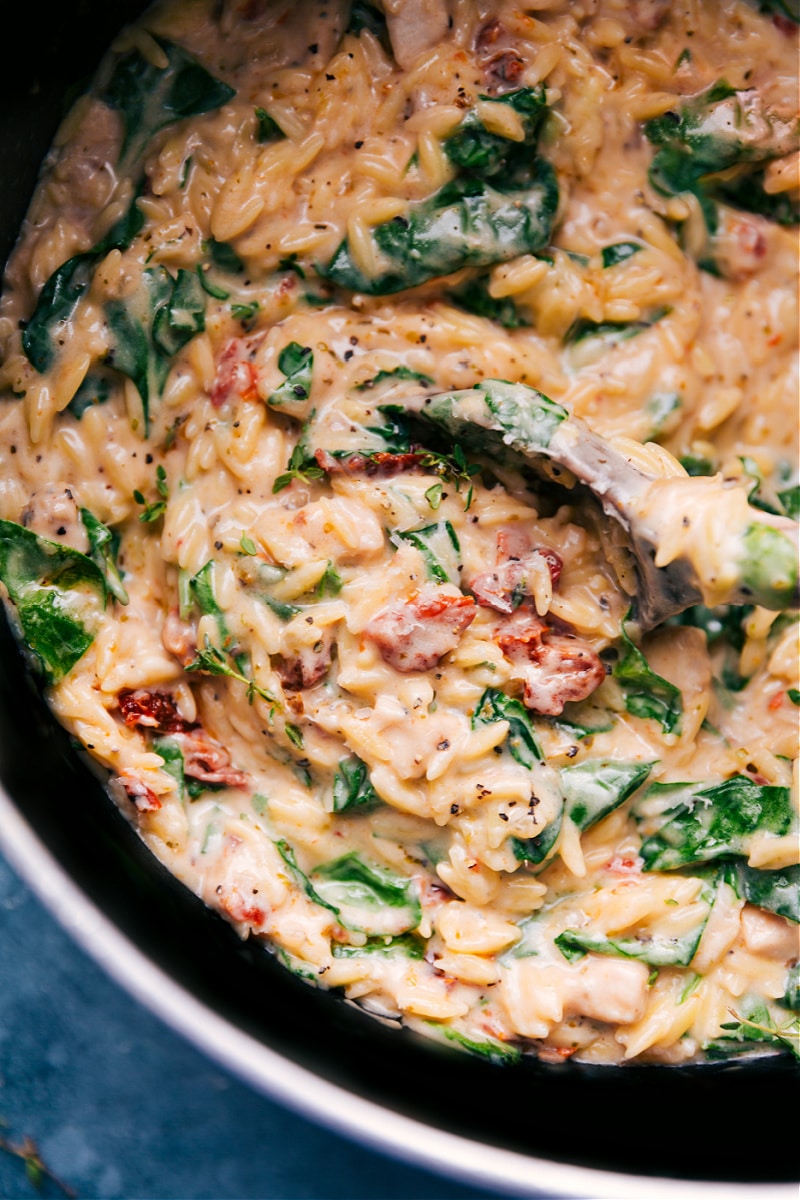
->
[276,627,334,691]
[740,905,800,961]
[470,528,562,615]
[173,730,249,789]
[22,483,89,553]
[711,209,772,281]
[381,0,451,69]
[566,956,650,1025]
[496,611,605,714]
[365,591,476,672]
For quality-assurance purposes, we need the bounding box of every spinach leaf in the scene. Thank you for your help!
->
[273,839,339,916]
[754,0,798,21]
[447,274,526,328]
[781,964,800,1013]
[100,36,236,167]
[366,404,412,451]
[443,87,549,181]
[323,162,558,294]
[150,266,206,359]
[611,622,683,734]
[736,862,799,924]
[393,520,461,584]
[154,737,186,802]
[739,522,799,611]
[254,106,285,142]
[67,372,112,420]
[715,168,799,226]
[645,390,682,437]
[207,237,244,275]
[644,80,799,238]
[552,711,614,739]
[332,933,424,959]
[564,307,669,347]
[434,1024,521,1065]
[346,0,390,47]
[705,996,800,1061]
[332,755,382,813]
[560,758,653,831]
[105,265,206,431]
[679,454,715,477]
[355,365,434,391]
[601,241,642,268]
[22,192,144,374]
[311,852,422,934]
[472,687,543,766]
[636,775,795,872]
[777,484,800,521]
[79,508,128,605]
[268,342,313,406]
[0,519,106,683]
[556,868,722,968]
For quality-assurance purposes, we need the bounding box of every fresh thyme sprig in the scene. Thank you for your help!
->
[133,464,169,523]
[186,639,279,711]
[0,1124,77,1197]
[417,443,480,509]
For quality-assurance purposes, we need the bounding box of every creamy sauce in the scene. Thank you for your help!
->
[0,0,797,1066]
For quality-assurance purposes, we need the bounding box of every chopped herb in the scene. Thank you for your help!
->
[268,342,313,406]
[612,620,683,734]
[285,722,304,749]
[187,638,277,709]
[355,365,434,391]
[425,482,443,510]
[316,560,342,598]
[254,105,285,141]
[601,241,642,268]
[231,300,260,329]
[332,755,382,813]
[79,508,129,604]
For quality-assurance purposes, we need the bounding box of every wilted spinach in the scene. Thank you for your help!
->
[323,87,558,294]
[100,36,236,168]
[0,519,106,683]
[611,622,683,734]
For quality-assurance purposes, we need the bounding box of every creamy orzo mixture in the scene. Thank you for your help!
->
[0,0,798,1065]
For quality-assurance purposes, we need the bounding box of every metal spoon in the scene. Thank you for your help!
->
[404,380,799,630]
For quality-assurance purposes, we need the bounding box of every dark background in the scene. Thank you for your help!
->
[0,849,508,1200]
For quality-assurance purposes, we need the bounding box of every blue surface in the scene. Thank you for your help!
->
[0,852,521,1200]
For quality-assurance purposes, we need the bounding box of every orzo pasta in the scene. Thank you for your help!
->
[0,0,798,1066]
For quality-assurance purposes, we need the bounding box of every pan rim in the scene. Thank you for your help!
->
[0,780,796,1200]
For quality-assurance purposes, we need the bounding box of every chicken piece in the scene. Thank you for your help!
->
[496,611,605,715]
[365,591,476,672]
[470,528,562,615]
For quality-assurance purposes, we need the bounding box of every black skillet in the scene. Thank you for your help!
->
[0,4,796,1193]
